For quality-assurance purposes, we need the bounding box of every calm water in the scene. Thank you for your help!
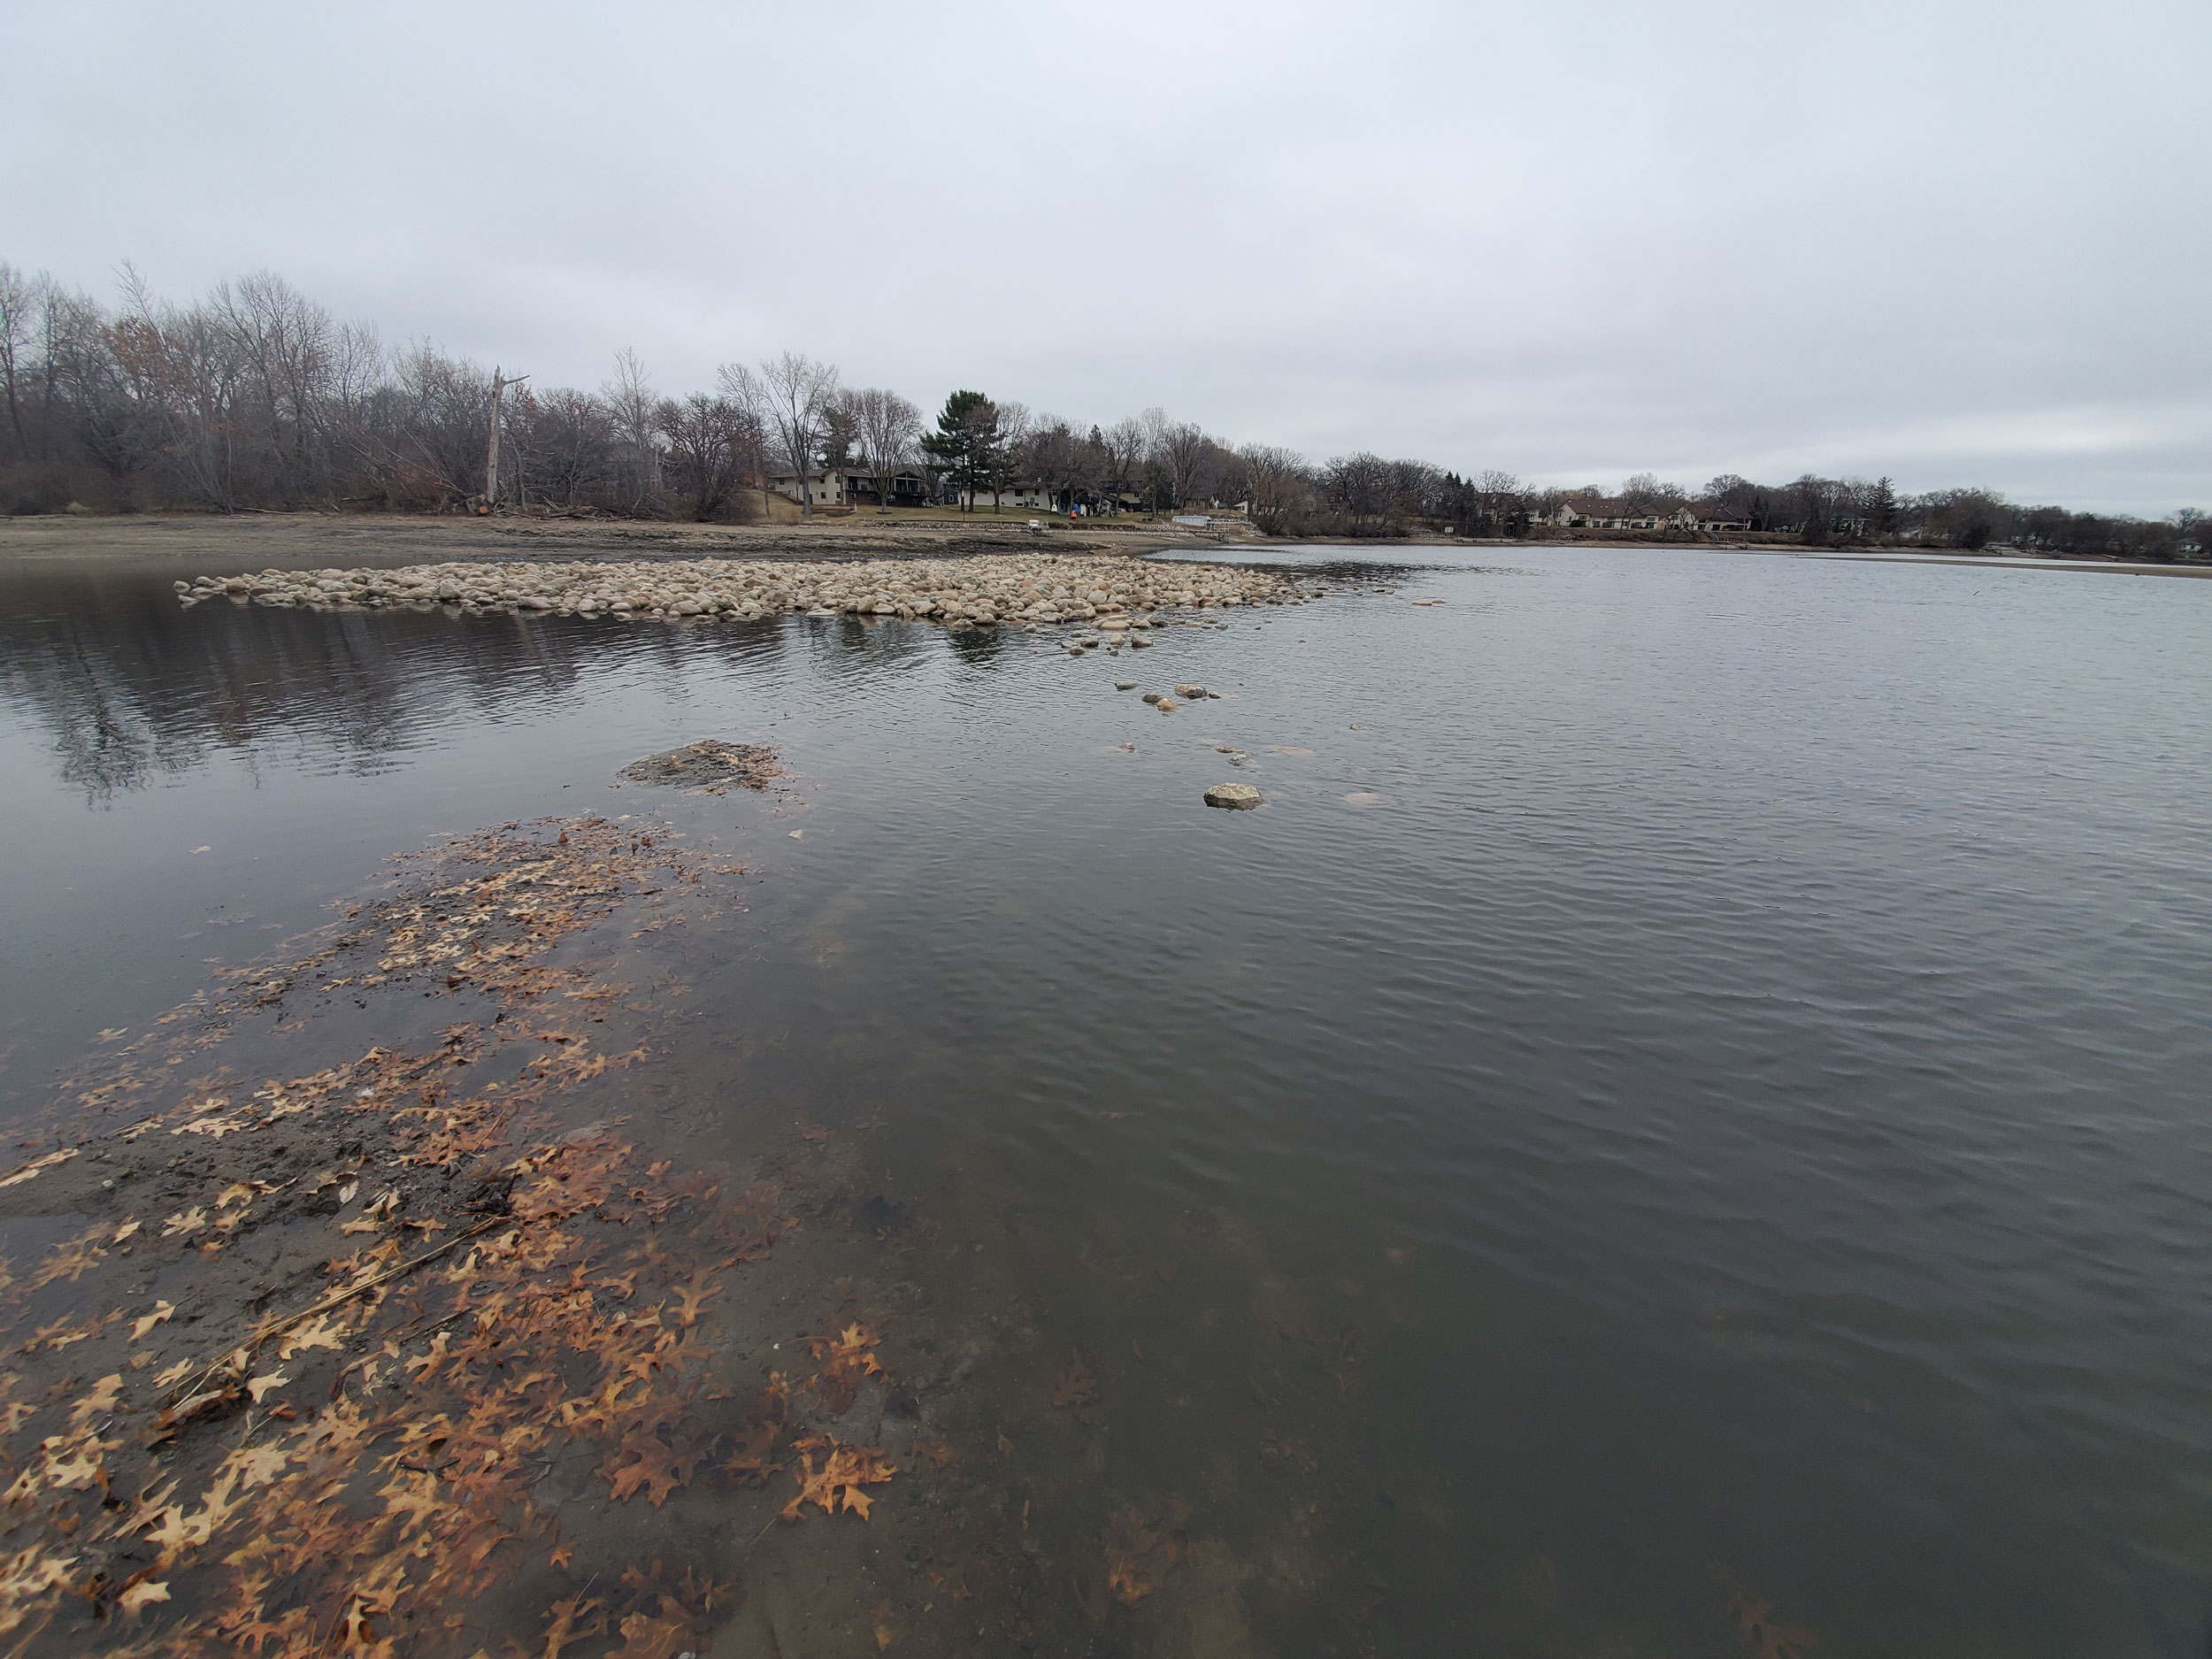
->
[4,544,2209,1654]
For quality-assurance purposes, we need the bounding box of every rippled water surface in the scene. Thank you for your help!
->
[4,543,2210,1655]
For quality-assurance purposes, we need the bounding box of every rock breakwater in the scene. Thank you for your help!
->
[174,553,1322,631]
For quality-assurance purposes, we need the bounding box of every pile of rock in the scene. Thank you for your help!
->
[173,555,1325,634]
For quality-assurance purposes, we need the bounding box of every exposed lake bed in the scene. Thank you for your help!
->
[1,539,2208,1655]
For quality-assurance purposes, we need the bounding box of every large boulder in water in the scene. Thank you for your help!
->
[1203,782,1263,810]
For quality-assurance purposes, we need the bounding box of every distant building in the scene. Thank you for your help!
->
[767,465,930,507]
[956,480,1055,511]
[1537,496,1752,533]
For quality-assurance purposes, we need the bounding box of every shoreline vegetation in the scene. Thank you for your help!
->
[1,262,2200,565]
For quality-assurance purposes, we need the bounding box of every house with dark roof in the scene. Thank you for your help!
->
[1537,497,1752,533]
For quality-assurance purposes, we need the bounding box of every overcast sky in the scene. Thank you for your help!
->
[7,0,2206,511]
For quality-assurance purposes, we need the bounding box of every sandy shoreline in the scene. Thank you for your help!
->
[11,512,2199,580]
[0,512,1230,571]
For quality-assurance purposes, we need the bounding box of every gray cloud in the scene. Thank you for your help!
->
[8,0,2206,511]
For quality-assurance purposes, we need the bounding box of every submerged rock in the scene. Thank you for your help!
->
[618,741,781,793]
[1203,782,1263,810]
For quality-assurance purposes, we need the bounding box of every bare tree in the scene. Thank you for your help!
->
[1159,419,1212,510]
[1325,453,1394,525]
[602,349,659,514]
[657,393,747,520]
[750,351,838,519]
[985,400,1033,511]
[1238,443,1306,518]
[524,387,618,509]
[216,273,337,505]
[1098,419,1146,511]
[715,363,772,516]
[847,386,920,511]
[0,262,42,461]
[1473,469,1528,535]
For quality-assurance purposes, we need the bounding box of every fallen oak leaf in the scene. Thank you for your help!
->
[117,1578,170,1617]
[776,1436,895,1525]
[671,1268,720,1328]
[1048,1354,1097,1420]
[66,1373,124,1433]
[1102,1502,1189,1606]
[0,1148,77,1188]
[131,1301,175,1342]
[535,1593,603,1656]
[1731,1593,1819,1659]
[339,1188,399,1234]
[219,1444,289,1489]
[612,1610,693,1659]
[278,1313,346,1360]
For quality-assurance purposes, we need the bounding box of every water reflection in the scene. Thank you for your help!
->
[0,573,802,800]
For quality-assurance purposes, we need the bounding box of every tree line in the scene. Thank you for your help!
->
[0,261,2200,561]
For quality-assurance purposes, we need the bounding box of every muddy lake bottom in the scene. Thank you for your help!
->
[1,544,2209,1655]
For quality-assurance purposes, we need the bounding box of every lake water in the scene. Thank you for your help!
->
[3,542,2208,1655]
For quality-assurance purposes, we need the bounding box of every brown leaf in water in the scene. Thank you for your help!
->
[670,1268,720,1327]
[613,1611,693,1658]
[0,1545,74,1638]
[0,1148,77,1188]
[1731,1592,1818,1659]
[606,1425,718,1508]
[780,1435,895,1522]
[1102,1501,1189,1606]
[66,1373,123,1433]
[29,1226,107,1284]
[1049,1355,1097,1421]
[808,1321,883,1413]
[276,1311,349,1360]
[534,1593,604,1655]
[117,1577,171,1616]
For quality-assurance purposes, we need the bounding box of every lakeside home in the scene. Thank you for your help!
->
[767,465,932,508]
[1536,496,1755,533]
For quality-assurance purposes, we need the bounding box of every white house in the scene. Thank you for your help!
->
[1537,496,1751,533]
[767,465,931,507]
[956,480,1055,511]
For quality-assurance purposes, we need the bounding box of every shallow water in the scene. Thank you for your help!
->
[4,543,2210,1655]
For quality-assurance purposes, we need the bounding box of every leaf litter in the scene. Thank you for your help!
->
[0,748,1678,1655]
[0,808,950,1655]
